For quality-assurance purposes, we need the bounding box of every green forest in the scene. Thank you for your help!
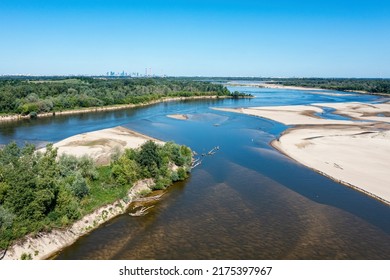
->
[269,78,390,94]
[0,140,192,250]
[168,77,390,95]
[0,77,241,116]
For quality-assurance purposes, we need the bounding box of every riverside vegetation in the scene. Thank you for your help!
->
[0,140,192,250]
[268,78,390,95]
[0,77,249,117]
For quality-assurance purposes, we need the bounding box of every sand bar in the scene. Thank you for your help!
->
[214,102,390,205]
[214,105,358,125]
[167,114,189,120]
[313,102,390,123]
[41,126,163,165]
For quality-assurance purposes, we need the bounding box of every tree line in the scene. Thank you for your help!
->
[0,140,192,250]
[0,77,235,116]
[270,78,390,94]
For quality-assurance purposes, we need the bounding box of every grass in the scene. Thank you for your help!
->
[81,139,110,147]
[79,166,131,214]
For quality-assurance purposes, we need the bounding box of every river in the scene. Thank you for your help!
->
[1,85,389,259]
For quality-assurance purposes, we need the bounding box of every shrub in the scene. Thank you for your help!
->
[68,172,90,199]
[21,253,32,260]
[177,167,188,181]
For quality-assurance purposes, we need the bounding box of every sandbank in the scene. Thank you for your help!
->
[257,83,328,92]
[214,102,390,205]
[214,105,358,125]
[40,126,163,165]
[167,114,189,120]
[313,102,390,123]
[226,81,321,91]
[226,82,359,97]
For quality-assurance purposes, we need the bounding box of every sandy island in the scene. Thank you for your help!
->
[41,126,164,165]
[2,127,165,260]
[214,102,390,205]
[226,81,327,91]
[226,81,359,97]
[167,114,189,120]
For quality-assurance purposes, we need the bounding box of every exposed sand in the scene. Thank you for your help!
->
[41,126,163,165]
[167,114,189,120]
[214,102,390,205]
[226,81,322,91]
[257,83,329,92]
[273,125,390,204]
[225,82,358,97]
[214,106,357,125]
[313,102,390,123]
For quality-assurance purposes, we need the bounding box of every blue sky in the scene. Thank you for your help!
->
[1,0,389,77]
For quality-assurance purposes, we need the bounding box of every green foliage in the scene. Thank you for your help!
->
[0,77,234,115]
[151,181,166,190]
[170,171,179,182]
[58,154,98,180]
[20,253,32,260]
[273,78,390,94]
[137,141,162,178]
[177,167,188,181]
[0,206,15,248]
[67,172,90,199]
[0,139,192,249]
[111,156,140,186]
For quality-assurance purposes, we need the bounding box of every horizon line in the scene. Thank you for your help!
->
[1,74,389,80]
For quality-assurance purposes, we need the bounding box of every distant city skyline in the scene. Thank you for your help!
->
[1,0,390,78]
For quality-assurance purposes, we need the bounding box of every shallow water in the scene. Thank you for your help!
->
[1,86,389,259]
[315,106,353,121]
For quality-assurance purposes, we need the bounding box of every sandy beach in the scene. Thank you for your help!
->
[226,82,360,97]
[214,106,358,125]
[226,81,326,91]
[40,126,163,165]
[257,83,327,92]
[214,102,390,205]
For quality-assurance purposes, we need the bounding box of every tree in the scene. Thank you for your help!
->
[137,141,162,178]
[111,156,139,186]
[67,172,89,199]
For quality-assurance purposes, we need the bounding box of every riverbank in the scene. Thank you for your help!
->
[258,83,325,92]
[0,95,228,123]
[214,102,390,205]
[1,126,182,260]
[259,83,389,97]
[2,178,156,260]
[225,81,390,97]
[226,81,325,91]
